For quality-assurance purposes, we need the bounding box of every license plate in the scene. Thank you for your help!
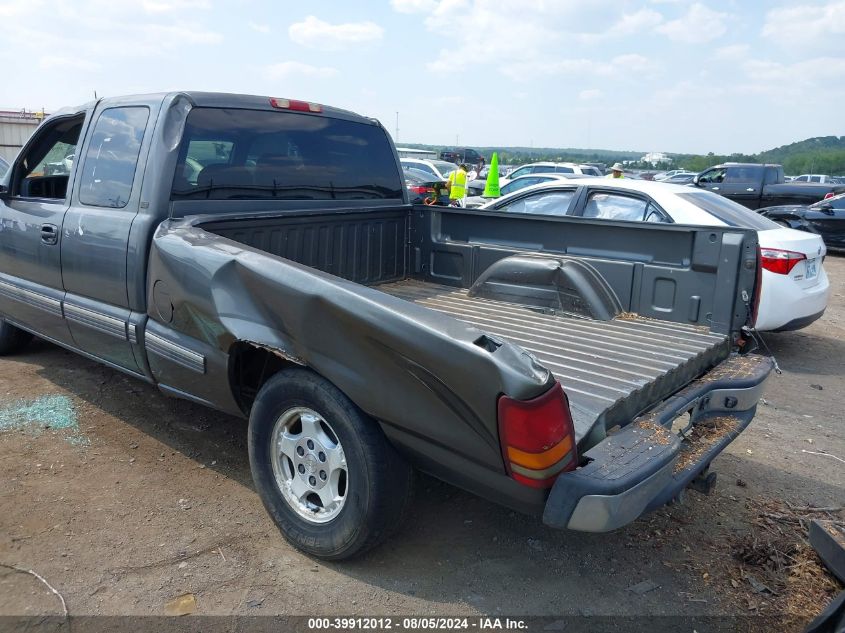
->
[805,258,818,279]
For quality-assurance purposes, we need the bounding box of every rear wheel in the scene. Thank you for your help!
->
[0,319,33,355]
[248,368,412,560]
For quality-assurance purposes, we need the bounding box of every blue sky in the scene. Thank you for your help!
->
[1,0,842,154]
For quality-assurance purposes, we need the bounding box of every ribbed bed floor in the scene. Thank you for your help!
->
[378,279,730,443]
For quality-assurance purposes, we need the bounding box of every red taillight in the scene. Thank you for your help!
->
[407,185,433,195]
[824,192,834,200]
[498,381,577,489]
[760,247,806,275]
[269,97,322,113]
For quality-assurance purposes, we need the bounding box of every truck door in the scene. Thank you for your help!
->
[717,166,764,209]
[60,98,160,376]
[0,112,88,345]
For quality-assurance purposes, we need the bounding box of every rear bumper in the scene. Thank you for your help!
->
[773,308,826,332]
[543,354,773,532]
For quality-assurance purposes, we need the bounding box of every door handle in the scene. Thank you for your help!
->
[40,223,58,245]
[711,186,720,191]
[746,188,755,192]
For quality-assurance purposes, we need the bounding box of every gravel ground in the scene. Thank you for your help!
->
[1,255,843,628]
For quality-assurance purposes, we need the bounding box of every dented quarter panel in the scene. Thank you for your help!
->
[146,217,552,472]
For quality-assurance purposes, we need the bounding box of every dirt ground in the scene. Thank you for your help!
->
[1,256,843,628]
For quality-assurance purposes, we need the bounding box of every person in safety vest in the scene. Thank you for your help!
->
[606,162,625,179]
[446,163,469,206]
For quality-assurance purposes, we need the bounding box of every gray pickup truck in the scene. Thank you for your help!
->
[0,92,771,559]
[693,162,845,209]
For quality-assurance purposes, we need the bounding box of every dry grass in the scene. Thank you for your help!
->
[674,416,739,473]
[728,499,843,621]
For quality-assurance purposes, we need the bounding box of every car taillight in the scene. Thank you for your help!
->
[824,192,834,200]
[407,185,432,195]
[498,382,577,489]
[760,247,806,275]
[269,97,322,113]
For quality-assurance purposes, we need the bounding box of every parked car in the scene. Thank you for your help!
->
[465,173,578,208]
[692,163,845,209]
[793,174,835,183]
[757,192,845,251]
[653,170,691,181]
[500,162,600,185]
[439,147,484,165]
[480,179,830,332]
[400,158,458,181]
[403,167,447,205]
[0,91,771,560]
[661,173,697,184]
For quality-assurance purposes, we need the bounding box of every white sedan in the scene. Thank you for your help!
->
[479,178,830,332]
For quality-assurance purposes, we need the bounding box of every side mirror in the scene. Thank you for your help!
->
[818,202,834,213]
[692,174,701,186]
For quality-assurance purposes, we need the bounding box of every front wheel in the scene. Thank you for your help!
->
[0,318,33,355]
[248,369,412,560]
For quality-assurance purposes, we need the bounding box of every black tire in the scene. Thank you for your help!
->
[0,318,33,355]
[248,368,413,560]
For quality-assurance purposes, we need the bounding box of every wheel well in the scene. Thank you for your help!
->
[229,341,303,415]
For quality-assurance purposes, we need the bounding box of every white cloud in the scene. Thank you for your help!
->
[611,53,653,73]
[289,16,383,51]
[142,0,209,12]
[656,3,728,43]
[502,53,656,81]
[249,21,270,33]
[266,61,338,79]
[39,56,101,71]
[742,56,845,85]
[762,1,845,44]
[606,8,663,37]
[714,44,749,60]
[579,89,602,101]
[390,0,438,13]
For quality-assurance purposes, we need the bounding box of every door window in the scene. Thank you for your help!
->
[698,168,726,184]
[13,115,84,200]
[507,166,531,179]
[78,107,149,208]
[725,166,761,183]
[553,166,574,174]
[501,177,542,195]
[496,190,575,216]
[582,192,660,222]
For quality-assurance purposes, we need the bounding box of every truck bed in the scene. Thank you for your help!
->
[378,279,731,445]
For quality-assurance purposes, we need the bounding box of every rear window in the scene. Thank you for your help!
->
[678,192,781,230]
[171,108,403,202]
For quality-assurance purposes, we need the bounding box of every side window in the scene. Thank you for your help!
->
[725,167,760,183]
[509,167,529,179]
[763,167,780,185]
[502,177,539,195]
[497,190,575,216]
[554,166,574,174]
[809,176,821,183]
[582,192,649,221]
[13,115,84,199]
[794,176,808,182]
[78,107,149,208]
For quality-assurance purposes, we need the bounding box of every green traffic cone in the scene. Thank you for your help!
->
[483,152,500,198]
